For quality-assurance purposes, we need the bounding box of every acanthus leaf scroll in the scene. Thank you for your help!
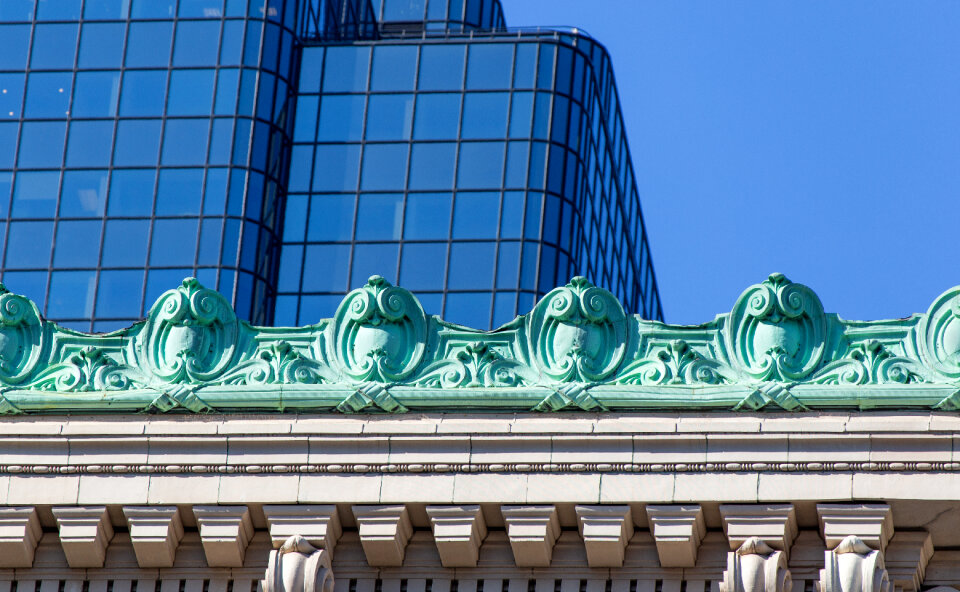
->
[333,276,427,383]
[528,277,627,383]
[0,284,44,386]
[727,273,826,382]
[137,277,238,384]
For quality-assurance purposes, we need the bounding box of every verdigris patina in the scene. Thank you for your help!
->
[0,273,959,414]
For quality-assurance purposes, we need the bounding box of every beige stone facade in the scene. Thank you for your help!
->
[2,412,960,592]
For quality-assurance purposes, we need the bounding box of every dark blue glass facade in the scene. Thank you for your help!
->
[0,0,661,331]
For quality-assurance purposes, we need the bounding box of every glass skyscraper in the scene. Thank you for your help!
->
[0,0,661,331]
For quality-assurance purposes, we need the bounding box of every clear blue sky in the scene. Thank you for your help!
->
[503,0,960,325]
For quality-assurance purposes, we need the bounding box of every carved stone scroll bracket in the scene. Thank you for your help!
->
[720,538,791,592]
[0,506,42,568]
[646,504,706,568]
[193,505,254,567]
[52,506,115,568]
[263,535,334,592]
[426,505,488,568]
[352,505,413,567]
[263,505,342,556]
[884,532,933,592]
[575,505,634,568]
[820,536,891,592]
[501,505,560,567]
[123,506,184,568]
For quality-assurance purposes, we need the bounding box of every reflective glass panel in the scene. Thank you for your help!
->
[0,73,25,120]
[355,193,403,240]
[365,94,413,141]
[413,93,460,140]
[72,71,120,117]
[113,119,161,166]
[12,171,59,218]
[301,244,350,292]
[150,219,198,266]
[18,121,66,169]
[370,45,417,92]
[65,120,114,167]
[317,95,365,141]
[107,169,154,216]
[96,270,144,319]
[453,192,499,239]
[119,70,167,116]
[125,22,173,67]
[403,193,450,240]
[456,142,504,189]
[24,72,72,118]
[167,69,215,116]
[155,168,203,216]
[47,270,96,318]
[101,219,149,266]
[30,24,79,70]
[399,242,445,290]
[173,20,220,66]
[466,44,513,90]
[0,25,31,70]
[78,23,124,68]
[6,221,53,269]
[53,220,101,267]
[408,143,454,190]
[306,194,354,241]
[312,145,360,192]
[350,243,398,286]
[461,92,509,138]
[322,46,369,93]
[418,45,465,90]
[60,170,108,218]
[360,144,408,191]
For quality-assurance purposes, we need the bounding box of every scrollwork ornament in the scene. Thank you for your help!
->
[617,339,734,385]
[415,342,526,388]
[26,346,138,391]
[528,277,627,382]
[0,284,44,385]
[334,276,427,383]
[727,273,826,381]
[813,340,926,385]
[139,278,238,384]
[219,341,323,385]
[917,286,960,380]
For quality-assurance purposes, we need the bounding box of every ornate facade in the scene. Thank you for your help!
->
[1,274,959,592]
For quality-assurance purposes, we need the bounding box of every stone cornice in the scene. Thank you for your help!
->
[0,273,958,414]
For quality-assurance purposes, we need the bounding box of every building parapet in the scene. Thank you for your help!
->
[0,274,958,414]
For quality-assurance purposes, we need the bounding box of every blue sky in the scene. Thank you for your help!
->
[503,1,960,325]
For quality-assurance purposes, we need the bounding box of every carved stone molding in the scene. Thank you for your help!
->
[263,535,334,592]
[52,506,115,568]
[352,505,413,567]
[0,506,42,568]
[193,505,254,567]
[123,506,184,568]
[426,505,488,568]
[646,505,706,568]
[575,505,634,568]
[820,535,892,592]
[501,505,560,567]
[720,538,791,592]
[263,505,342,554]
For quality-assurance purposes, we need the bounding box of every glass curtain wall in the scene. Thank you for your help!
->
[0,0,298,330]
[277,31,660,329]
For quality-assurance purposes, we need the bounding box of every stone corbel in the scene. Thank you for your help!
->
[501,505,560,567]
[821,536,891,592]
[719,505,797,592]
[817,504,894,592]
[426,505,488,567]
[193,505,254,567]
[884,532,933,592]
[263,505,342,555]
[646,505,706,567]
[352,505,413,567]
[263,535,334,592]
[575,505,634,568]
[0,507,42,568]
[52,506,115,568]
